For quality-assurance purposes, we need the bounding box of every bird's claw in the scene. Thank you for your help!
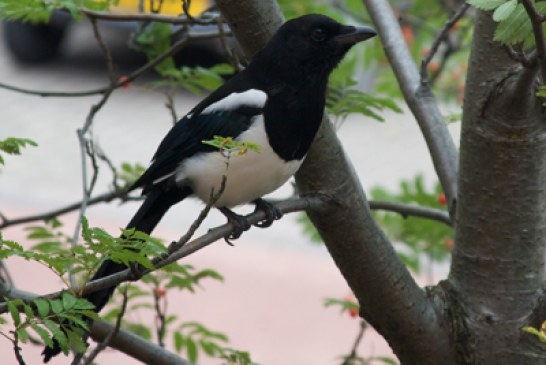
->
[220,207,251,245]
[253,198,283,228]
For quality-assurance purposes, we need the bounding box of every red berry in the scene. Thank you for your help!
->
[156,287,166,298]
[402,26,414,45]
[118,75,132,89]
[438,193,447,206]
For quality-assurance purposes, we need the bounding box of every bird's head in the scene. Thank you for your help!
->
[250,14,377,86]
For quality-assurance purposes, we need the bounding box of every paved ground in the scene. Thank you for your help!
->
[0,20,459,365]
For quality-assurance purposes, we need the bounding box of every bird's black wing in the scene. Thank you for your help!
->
[131,78,267,195]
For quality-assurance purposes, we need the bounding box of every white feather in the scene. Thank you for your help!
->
[175,116,302,208]
[201,89,267,114]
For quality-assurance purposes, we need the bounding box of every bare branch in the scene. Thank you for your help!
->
[78,7,220,25]
[420,3,470,85]
[341,320,367,365]
[369,200,451,226]
[12,331,27,365]
[363,0,459,219]
[0,190,136,230]
[82,286,129,365]
[521,0,546,81]
[0,285,191,365]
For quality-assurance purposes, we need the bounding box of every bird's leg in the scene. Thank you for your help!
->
[219,207,251,245]
[253,198,283,228]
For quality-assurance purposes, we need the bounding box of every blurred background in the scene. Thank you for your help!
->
[0,1,462,364]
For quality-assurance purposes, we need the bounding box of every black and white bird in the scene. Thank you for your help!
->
[43,13,376,362]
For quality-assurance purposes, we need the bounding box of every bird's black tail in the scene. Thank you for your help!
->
[42,187,190,362]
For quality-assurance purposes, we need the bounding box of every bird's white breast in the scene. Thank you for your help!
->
[175,116,303,207]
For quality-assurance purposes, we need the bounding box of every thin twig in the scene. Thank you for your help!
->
[420,3,470,86]
[11,331,27,365]
[521,0,546,82]
[341,320,367,365]
[369,200,452,226]
[88,16,116,83]
[0,31,228,98]
[153,283,167,348]
[504,45,537,67]
[78,7,221,25]
[81,286,129,365]
[182,0,218,25]
[0,190,138,230]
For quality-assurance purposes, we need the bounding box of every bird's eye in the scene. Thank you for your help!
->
[311,28,326,42]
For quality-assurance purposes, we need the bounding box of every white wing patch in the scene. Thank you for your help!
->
[201,89,268,114]
[175,116,303,208]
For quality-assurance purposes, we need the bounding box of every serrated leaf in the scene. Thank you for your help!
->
[16,327,29,342]
[492,0,516,21]
[7,300,21,326]
[61,292,77,311]
[467,0,508,11]
[49,299,63,314]
[31,323,53,347]
[66,328,88,353]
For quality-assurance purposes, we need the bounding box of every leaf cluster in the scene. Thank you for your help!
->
[0,137,37,165]
[0,0,118,23]
[468,0,546,49]
[202,136,261,157]
[2,292,97,356]
[370,175,453,273]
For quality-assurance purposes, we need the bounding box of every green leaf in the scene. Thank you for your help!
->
[32,298,49,318]
[61,292,78,311]
[174,332,184,352]
[7,299,21,326]
[49,299,63,315]
[31,323,53,348]
[0,137,37,164]
[66,328,88,353]
[492,0,517,22]
[467,0,508,11]
[43,319,68,353]
[186,337,198,363]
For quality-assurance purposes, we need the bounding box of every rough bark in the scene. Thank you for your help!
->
[448,10,546,364]
[217,1,456,363]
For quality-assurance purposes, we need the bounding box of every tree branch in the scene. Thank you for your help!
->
[363,0,459,219]
[0,197,321,312]
[420,3,470,84]
[521,0,546,82]
[0,190,137,230]
[296,118,456,365]
[0,30,228,98]
[0,286,192,365]
[369,200,451,226]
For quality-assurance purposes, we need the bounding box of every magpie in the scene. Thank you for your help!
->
[42,14,376,362]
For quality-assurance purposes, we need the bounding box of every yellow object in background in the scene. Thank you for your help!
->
[112,0,210,16]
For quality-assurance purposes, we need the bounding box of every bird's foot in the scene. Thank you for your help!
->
[219,207,251,245]
[253,198,283,228]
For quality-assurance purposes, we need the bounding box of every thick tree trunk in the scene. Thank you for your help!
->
[448,10,546,365]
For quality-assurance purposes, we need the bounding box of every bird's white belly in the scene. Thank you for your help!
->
[175,117,303,208]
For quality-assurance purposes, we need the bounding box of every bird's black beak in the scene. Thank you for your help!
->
[334,25,377,46]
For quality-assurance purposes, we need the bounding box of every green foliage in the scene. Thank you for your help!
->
[298,175,453,273]
[468,0,546,49]
[537,86,546,106]
[0,0,118,23]
[117,162,147,189]
[1,293,97,356]
[522,321,546,342]
[135,22,176,74]
[0,216,165,285]
[202,136,261,157]
[0,137,37,165]
[154,64,236,95]
[324,297,359,315]
[370,175,453,272]
[327,77,402,123]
